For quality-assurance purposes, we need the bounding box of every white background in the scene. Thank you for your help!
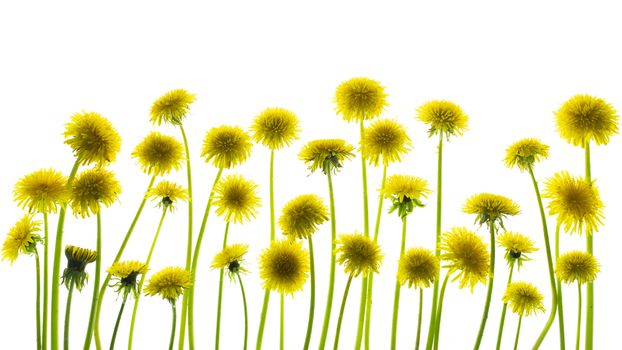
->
[1,1,621,349]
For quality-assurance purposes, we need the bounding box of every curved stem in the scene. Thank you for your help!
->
[85,212,103,349]
[215,222,231,350]
[355,119,370,350]
[577,283,583,350]
[43,213,49,350]
[555,223,566,350]
[63,282,75,350]
[280,293,285,350]
[495,261,515,350]
[35,249,42,350]
[433,273,451,350]
[473,223,496,350]
[303,236,316,350]
[319,171,337,350]
[109,295,128,350]
[513,316,523,350]
[333,274,354,350]
[415,288,423,350]
[237,274,249,350]
[390,216,407,350]
[255,290,271,350]
[584,142,594,350]
[170,303,177,350]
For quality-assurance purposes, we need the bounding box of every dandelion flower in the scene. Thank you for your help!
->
[441,227,490,291]
[298,139,355,175]
[504,138,550,171]
[497,231,537,269]
[381,174,431,218]
[397,247,439,289]
[360,119,411,166]
[146,180,188,212]
[201,125,253,169]
[554,94,619,147]
[69,168,122,218]
[543,171,604,235]
[416,100,469,138]
[211,243,249,280]
[251,107,301,150]
[13,168,68,214]
[108,260,149,299]
[149,89,196,126]
[132,132,184,176]
[502,281,545,317]
[258,239,310,295]
[212,174,261,224]
[556,251,599,285]
[2,214,42,263]
[335,233,383,277]
[279,194,329,239]
[61,245,97,291]
[64,111,122,165]
[144,266,193,303]
[463,193,520,229]
[334,77,388,122]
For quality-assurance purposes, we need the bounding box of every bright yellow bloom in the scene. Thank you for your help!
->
[360,118,411,166]
[251,107,301,150]
[213,174,261,224]
[556,251,599,285]
[502,281,545,317]
[146,181,188,212]
[259,239,310,295]
[144,266,193,303]
[64,111,122,165]
[132,132,184,176]
[463,193,520,229]
[504,138,550,172]
[397,247,439,289]
[62,245,97,291]
[496,231,538,269]
[543,171,604,235]
[334,77,388,122]
[441,227,490,292]
[554,94,619,147]
[381,174,431,218]
[108,260,149,298]
[298,139,355,175]
[211,243,249,280]
[2,214,42,263]
[415,100,469,138]
[13,168,68,213]
[69,168,122,218]
[201,125,253,169]
[335,233,383,277]
[149,89,196,126]
[279,194,329,239]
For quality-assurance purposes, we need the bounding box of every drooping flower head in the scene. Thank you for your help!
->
[61,245,97,291]
[334,77,388,123]
[144,266,193,304]
[441,227,490,292]
[555,251,599,285]
[149,89,196,126]
[251,107,301,150]
[108,260,149,299]
[69,168,122,218]
[415,100,469,138]
[146,181,188,212]
[554,94,619,147]
[213,174,261,224]
[397,247,439,289]
[211,243,250,280]
[360,119,411,167]
[543,171,604,235]
[463,193,520,230]
[201,125,253,169]
[496,231,537,269]
[381,174,431,218]
[504,138,550,172]
[132,132,184,176]
[298,139,355,175]
[335,233,383,277]
[258,239,310,295]
[2,214,42,263]
[13,168,68,214]
[502,281,545,317]
[64,111,122,166]
[279,194,329,240]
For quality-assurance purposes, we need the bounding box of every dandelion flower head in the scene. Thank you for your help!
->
[497,231,537,269]
[556,250,599,285]
[335,233,383,277]
[64,111,122,166]
[144,266,192,303]
[70,168,122,218]
[416,100,469,138]
[360,118,411,167]
[146,180,188,212]
[213,174,261,224]
[251,107,301,150]
[149,89,196,126]
[259,239,310,295]
[334,77,388,123]
[279,194,329,239]
[108,260,148,299]
[502,281,545,317]
[381,174,431,218]
[298,139,355,175]
[463,193,520,229]
[13,168,68,214]
[504,138,550,172]
[211,243,249,280]
[2,214,42,263]
[62,245,97,291]
[132,132,184,176]
[441,227,490,292]
[397,247,439,289]
[201,125,253,169]
[555,94,619,147]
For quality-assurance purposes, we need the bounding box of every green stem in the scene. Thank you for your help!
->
[584,142,593,350]
[237,274,249,350]
[280,293,285,350]
[215,222,231,350]
[43,213,49,350]
[318,171,337,350]
[473,223,496,350]
[109,295,128,350]
[355,119,370,350]
[170,303,177,350]
[577,283,583,350]
[84,212,103,349]
[35,249,42,350]
[495,261,515,350]
[303,236,316,350]
[556,223,566,350]
[95,175,156,350]
[63,282,75,350]
[51,159,79,350]
[433,273,451,350]
[415,288,423,350]
[513,316,523,350]
[333,274,354,350]
[256,290,271,350]
[355,277,367,350]
[390,216,407,350]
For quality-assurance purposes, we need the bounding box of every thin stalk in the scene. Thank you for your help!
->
[303,236,316,350]
[433,273,451,350]
[355,119,370,350]
[333,274,354,350]
[237,274,249,350]
[473,223,496,350]
[495,261,515,350]
[556,223,566,350]
[63,282,75,350]
[35,249,42,350]
[170,303,177,350]
[584,142,593,350]
[390,216,408,350]
[280,293,285,350]
[215,222,231,350]
[43,213,49,350]
[577,284,583,350]
[415,288,423,350]
[513,316,523,350]
[354,277,367,350]
[84,212,103,349]
[109,295,128,350]
[256,290,271,350]
[318,171,337,350]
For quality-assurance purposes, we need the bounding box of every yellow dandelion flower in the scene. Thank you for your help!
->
[211,243,250,280]
[554,94,619,147]
[144,266,193,303]
[200,125,253,169]
[334,77,388,123]
[360,118,411,167]
[504,138,550,172]
[146,181,188,212]
[2,214,42,263]
[497,231,538,269]
[64,111,122,165]
[543,171,604,235]
[279,194,329,239]
[441,227,490,292]
[415,100,469,138]
[213,174,261,224]
[556,251,599,285]
[397,247,439,289]
[335,233,383,277]
[13,168,68,214]
[502,281,545,317]
[463,193,520,229]
[258,239,310,295]
[149,89,196,126]
[298,139,355,175]
[381,174,432,218]
[250,107,301,150]
[69,168,122,218]
[62,245,97,291]
[131,132,184,176]
[108,260,149,298]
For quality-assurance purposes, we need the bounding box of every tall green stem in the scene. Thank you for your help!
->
[513,316,523,350]
[577,283,583,350]
[256,290,271,350]
[170,303,177,350]
[84,212,103,349]
[473,223,496,350]
[43,213,49,350]
[109,295,128,350]
[355,120,370,350]
[415,288,423,350]
[390,216,407,350]
[333,274,354,350]
[319,171,337,350]
[584,142,593,350]
[237,274,249,350]
[63,282,75,350]
[215,222,231,350]
[433,273,451,350]
[495,261,515,350]
[556,223,566,350]
[303,236,316,350]
[280,293,285,350]
[35,249,42,350]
